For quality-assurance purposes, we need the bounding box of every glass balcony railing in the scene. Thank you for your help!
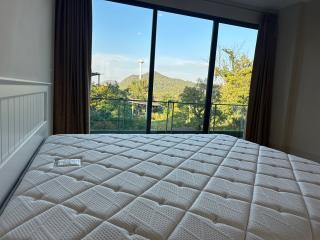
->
[209,103,248,138]
[90,98,248,138]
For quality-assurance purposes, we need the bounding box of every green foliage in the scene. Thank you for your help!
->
[90,83,129,130]
[120,72,195,101]
[127,78,148,100]
[90,49,253,135]
[213,48,253,130]
[178,79,206,130]
[90,83,128,110]
[215,48,253,105]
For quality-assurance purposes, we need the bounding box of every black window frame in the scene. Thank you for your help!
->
[96,0,259,134]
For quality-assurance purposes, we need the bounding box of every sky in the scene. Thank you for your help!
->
[92,0,258,83]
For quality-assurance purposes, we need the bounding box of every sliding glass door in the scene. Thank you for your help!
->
[91,0,152,132]
[210,24,258,137]
[90,0,259,137]
[151,12,213,132]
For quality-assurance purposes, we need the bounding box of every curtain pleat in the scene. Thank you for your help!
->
[53,0,92,134]
[245,14,278,145]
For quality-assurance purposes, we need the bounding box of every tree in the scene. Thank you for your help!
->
[213,48,253,130]
[216,48,252,105]
[127,78,148,100]
[90,83,129,130]
[178,79,207,130]
[90,83,128,111]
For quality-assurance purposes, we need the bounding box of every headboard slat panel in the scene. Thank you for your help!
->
[0,92,46,166]
[0,79,49,206]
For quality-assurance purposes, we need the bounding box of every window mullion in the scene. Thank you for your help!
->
[146,9,158,133]
[203,21,219,133]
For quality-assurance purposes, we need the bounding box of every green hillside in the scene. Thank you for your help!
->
[119,72,195,101]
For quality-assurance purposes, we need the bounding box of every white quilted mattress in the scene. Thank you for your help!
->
[0,134,320,240]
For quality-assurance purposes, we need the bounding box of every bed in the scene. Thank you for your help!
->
[0,133,319,240]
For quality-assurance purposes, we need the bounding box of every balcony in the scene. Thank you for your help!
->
[90,98,248,138]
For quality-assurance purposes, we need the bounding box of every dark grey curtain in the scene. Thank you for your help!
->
[245,14,278,145]
[53,0,92,134]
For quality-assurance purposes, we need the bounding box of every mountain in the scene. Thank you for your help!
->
[119,72,195,100]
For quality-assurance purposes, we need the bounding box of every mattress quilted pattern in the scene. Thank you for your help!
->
[0,134,320,240]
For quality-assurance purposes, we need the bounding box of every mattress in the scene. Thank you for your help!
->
[0,134,319,240]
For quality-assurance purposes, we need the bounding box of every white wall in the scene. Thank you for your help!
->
[0,0,55,132]
[0,0,54,204]
[269,3,303,151]
[0,0,54,83]
[137,0,262,25]
[270,0,320,161]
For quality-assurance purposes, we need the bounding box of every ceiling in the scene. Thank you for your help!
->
[205,0,308,12]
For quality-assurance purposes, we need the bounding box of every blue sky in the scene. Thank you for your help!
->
[92,0,258,82]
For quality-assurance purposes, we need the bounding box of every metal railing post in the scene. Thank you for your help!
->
[171,102,175,133]
[123,101,126,129]
[213,104,217,132]
[165,100,170,133]
[117,101,120,130]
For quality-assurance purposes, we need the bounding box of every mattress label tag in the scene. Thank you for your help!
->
[54,159,81,167]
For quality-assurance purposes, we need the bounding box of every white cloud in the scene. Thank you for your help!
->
[92,53,210,83]
[155,56,209,81]
[92,53,149,83]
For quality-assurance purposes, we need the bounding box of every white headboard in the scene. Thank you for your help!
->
[0,77,50,205]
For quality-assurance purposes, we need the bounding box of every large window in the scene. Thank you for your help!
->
[210,24,258,137]
[91,0,258,137]
[151,12,213,132]
[91,0,152,132]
